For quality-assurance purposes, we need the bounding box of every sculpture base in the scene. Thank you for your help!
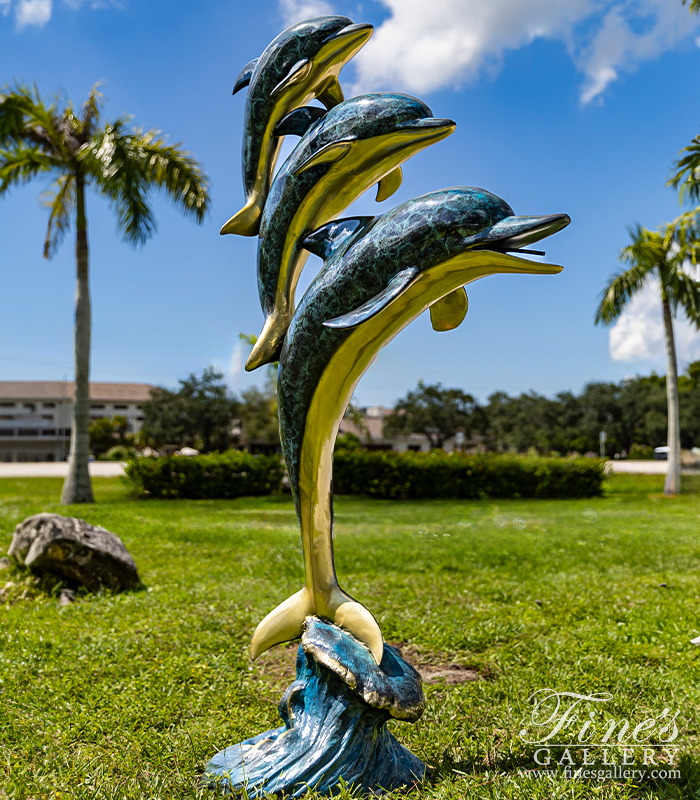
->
[205,618,426,797]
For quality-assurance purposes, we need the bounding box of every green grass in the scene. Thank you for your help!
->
[1,474,699,799]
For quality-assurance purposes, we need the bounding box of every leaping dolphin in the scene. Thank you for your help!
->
[245,93,456,371]
[249,187,570,664]
[221,16,373,238]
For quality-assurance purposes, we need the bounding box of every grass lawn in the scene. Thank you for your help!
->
[0,474,699,799]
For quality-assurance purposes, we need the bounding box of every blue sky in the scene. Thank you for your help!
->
[1,0,699,406]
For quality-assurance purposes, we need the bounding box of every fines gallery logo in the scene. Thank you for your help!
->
[518,689,681,781]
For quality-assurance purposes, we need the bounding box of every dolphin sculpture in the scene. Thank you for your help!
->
[249,187,570,664]
[221,16,373,238]
[245,93,456,371]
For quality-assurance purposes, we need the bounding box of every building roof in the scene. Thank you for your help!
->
[0,382,153,402]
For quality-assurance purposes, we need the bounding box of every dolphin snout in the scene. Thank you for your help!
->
[246,314,288,371]
[321,22,374,54]
[478,213,571,251]
[392,117,456,144]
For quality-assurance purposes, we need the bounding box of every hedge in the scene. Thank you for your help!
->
[332,450,604,500]
[124,451,284,499]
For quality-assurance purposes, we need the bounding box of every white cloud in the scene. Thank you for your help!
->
[340,0,699,104]
[279,0,334,27]
[608,278,700,369]
[229,340,244,390]
[11,0,121,28]
[15,0,52,27]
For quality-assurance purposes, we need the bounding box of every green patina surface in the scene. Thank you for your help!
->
[238,16,352,198]
[257,92,436,314]
[278,187,550,512]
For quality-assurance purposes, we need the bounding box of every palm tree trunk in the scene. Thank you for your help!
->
[661,295,681,495]
[61,177,94,504]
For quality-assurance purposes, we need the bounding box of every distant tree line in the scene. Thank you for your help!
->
[385,369,700,456]
[120,365,700,459]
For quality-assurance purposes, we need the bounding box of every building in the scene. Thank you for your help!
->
[0,382,152,462]
[338,405,485,453]
[338,405,433,452]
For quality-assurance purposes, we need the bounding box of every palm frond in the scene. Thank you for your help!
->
[664,209,700,265]
[0,145,62,194]
[0,83,67,158]
[79,117,156,245]
[79,118,210,244]
[80,84,103,134]
[668,134,700,204]
[683,0,700,14]
[41,174,75,258]
[129,128,210,222]
[595,225,661,325]
[673,270,700,327]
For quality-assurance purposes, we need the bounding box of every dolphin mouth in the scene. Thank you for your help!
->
[390,117,457,144]
[321,22,374,56]
[470,213,571,256]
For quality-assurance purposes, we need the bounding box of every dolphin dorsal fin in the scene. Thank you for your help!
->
[324,267,420,329]
[273,106,327,138]
[294,140,353,175]
[233,58,259,95]
[271,58,312,96]
[376,166,402,203]
[301,216,375,261]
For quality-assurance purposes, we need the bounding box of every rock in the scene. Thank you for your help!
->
[8,513,139,592]
[59,588,76,606]
[0,557,10,570]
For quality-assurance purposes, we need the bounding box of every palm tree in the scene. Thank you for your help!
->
[595,224,700,495]
[0,83,209,503]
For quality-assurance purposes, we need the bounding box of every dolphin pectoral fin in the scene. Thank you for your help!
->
[233,58,259,95]
[271,58,312,96]
[250,587,314,661]
[323,267,420,329]
[317,79,344,109]
[294,140,353,175]
[273,106,327,138]
[429,287,468,332]
[376,166,402,202]
[330,594,384,665]
[220,197,262,237]
[302,216,376,261]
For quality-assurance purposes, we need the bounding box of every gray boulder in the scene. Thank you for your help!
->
[8,513,139,592]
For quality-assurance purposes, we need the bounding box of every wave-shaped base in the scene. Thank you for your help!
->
[205,617,427,796]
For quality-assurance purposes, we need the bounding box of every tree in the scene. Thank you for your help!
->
[595,225,700,494]
[141,368,237,453]
[683,0,700,15]
[89,415,130,457]
[384,380,482,449]
[0,83,209,503]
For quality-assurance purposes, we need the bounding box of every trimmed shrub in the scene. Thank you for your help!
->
[124,451,284,499]
[629,444,654,460]
[332,450,604,500]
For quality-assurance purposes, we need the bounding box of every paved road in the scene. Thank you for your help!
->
[0,459,691,478]
[606,459,668,474]
[0,462,127,478]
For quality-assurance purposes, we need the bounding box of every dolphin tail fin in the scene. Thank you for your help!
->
[250,586,384,665]
[220,197,262,237]
[330,591,384,665]
[250,587,313,661]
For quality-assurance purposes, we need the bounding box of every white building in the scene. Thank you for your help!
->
[0,381,152,463]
